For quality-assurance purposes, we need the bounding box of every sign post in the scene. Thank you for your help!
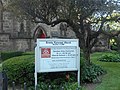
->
[35,39,80,89]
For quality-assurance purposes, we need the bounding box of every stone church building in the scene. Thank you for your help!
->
[0,0,109,52]
[0,0,77,52]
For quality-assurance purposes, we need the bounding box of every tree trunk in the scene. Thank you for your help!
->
[116,37,120,52]
[83,48,91,66]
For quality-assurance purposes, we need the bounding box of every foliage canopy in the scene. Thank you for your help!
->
[5,0,120,64]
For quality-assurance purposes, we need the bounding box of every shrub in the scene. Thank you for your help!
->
[2,54,77,86]
[28,82,81,90]
[80,50,106,83]
[2,55,35,86]
[111,44,118,50]
[1,51,23,61]
[2,50,106,88]
[22,52,34,55]
[98,54,120,62]
[81,63,106,83]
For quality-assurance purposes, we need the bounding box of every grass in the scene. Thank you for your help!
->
[91,52,120,90]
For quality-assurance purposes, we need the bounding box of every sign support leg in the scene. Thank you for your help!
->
[78,70,80,86]
[77,47,80,86]
[35,72,37,90]
[35,46,38,90]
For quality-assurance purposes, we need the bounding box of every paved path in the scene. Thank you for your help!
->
[84,75,103,90]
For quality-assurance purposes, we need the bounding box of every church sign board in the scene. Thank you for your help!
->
[35,39,80,89]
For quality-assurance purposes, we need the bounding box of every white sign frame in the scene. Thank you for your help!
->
[35,39,80,89]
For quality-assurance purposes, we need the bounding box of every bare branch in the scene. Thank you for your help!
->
[102,30,120,37]
[90,18,106,39]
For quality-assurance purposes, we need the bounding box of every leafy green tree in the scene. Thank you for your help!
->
[102,12,120,51]
[6,0,120,65]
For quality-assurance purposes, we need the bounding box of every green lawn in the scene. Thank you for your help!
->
[91,52,120,90]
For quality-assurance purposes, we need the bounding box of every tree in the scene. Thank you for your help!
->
[101,12,120,51]
[7,0,120,65]
[6,0,60,22]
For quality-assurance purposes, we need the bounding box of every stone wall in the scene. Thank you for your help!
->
[0,33,34,51]
[0,1,36,52]
[0,33,10,51]
[92,34,109,52]
[10,39,33,52]
[0,35,34,51]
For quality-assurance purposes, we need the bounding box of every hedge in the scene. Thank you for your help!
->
[2,51,106,87]
[2,55,35,86]
[1,51,23,61]
[98,53,120,62]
